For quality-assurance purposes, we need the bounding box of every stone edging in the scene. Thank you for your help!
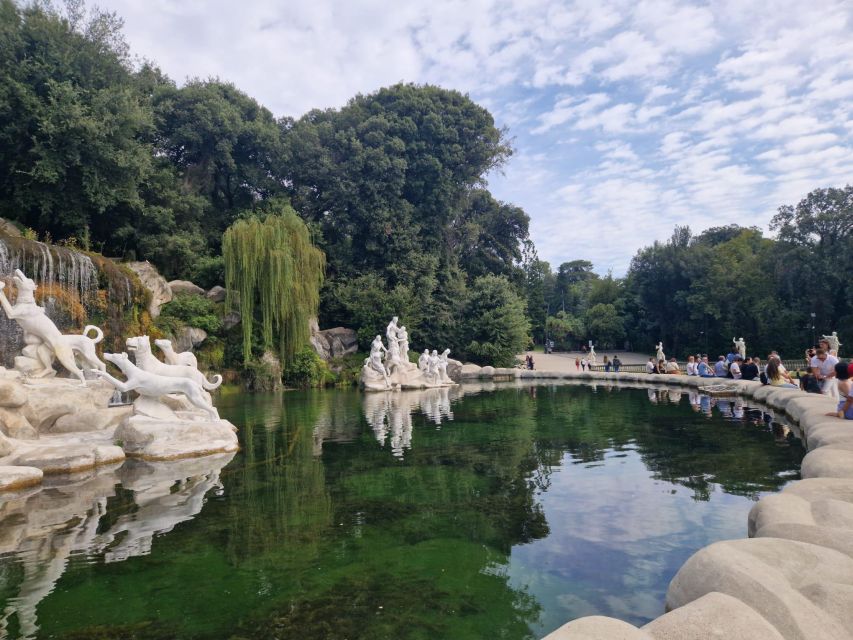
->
[460,368,853,640]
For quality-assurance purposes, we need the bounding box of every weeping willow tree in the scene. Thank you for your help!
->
[223,208,325,366]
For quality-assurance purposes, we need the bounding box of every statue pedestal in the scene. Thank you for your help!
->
[115,413,238,461]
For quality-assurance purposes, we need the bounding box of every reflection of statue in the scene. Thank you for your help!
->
[418,349,430,371]
[386,316,399,351]
[733,337,746,359]
[655,342,665,362]
[397,325,410,362]
[0,269,105,385]
[822,331,842,356]
[155,338,198,368]
[92,352,219,420]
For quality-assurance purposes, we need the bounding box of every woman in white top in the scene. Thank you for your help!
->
[686,355,697,376]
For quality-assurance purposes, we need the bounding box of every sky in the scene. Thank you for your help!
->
[100,0,853,275]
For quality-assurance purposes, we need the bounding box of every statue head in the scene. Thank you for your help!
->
[154,338,174,352]
[104,351,130,366]
[10,269,37,301]
[432,350,438,356]
[392,316,398,323]
[442,348,450,356]
[125,335,151,354]
[423,349,429,354]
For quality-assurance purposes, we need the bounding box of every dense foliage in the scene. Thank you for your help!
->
[222,205,325,366]
[1,1,849,369]
[527,186,852,358]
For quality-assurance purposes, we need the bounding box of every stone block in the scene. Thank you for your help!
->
[802,446,853,479]
[644,592,784,640]
[116,415,238,460]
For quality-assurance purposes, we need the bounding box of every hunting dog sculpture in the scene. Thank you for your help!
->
[92,352,218,420]
[127,335,222,390]
[0,269,105,385]
[154,338,198,368]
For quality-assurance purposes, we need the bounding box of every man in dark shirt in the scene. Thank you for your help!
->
[740,356,759,381]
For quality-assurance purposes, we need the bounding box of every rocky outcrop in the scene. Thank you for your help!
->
[115,415,238,460]
[206,285,226,302]
[127,261,172,318]
[309,319,358,360]
[168,280,205,296]
[174,327,208,353]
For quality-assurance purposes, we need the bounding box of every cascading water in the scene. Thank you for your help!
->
[0,236,134,368]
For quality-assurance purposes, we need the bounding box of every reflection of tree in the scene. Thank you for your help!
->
[530,385,804,500]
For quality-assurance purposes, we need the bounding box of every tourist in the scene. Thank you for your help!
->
[581,357,588,371]
[665,358,680,374]
[726,347,738,365]
[528,354,535,370]
[729,355,742,379]
[604,355,611,372]
[657,359,666,374]
[766,357,798,388]
[646,357,655,374]
[575,356,580,370]
[686,355,697,376]
[826,362,853,419]
[714,356,728,377]
[698,356,715,378]
[740,356,759,381]
[612,355,621,372]
[810,348,839,394]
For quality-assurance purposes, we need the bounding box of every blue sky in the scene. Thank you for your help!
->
[102,0,853,274]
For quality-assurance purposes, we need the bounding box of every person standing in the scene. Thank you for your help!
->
[811,348,840,394]
[613,355,621,372]
[604,355,611,372]
[714,356,728,377]
[575,356,580,370]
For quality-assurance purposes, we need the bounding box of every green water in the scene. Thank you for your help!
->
[0,383,804,640]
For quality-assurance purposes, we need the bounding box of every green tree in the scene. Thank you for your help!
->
[461,275,530,367]
[545,311,584,350]
[222,203,325,366]
[585,303,625,348]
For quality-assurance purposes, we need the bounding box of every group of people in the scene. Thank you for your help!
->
[575,354,621,371]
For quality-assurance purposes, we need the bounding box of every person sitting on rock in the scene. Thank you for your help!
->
[685,355,697,376]
[740,356,759,381]
[698,355,715,378]
[714,356,728,377]
[645,357,655,374]
[665,358,680,374]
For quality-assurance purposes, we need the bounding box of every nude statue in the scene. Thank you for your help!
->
[397,325,410,362]
[733,337,746,359]
[822,331,842,356]
[418,349,430,372]
[655,342,665,363]
[438,348,452,384]
[367,335,390,388]
[386,316,399,351]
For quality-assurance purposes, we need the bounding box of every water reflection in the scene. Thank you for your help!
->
[0,453,234,639]
[362,387,461,458]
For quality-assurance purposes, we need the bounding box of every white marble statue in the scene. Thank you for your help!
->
[155,338,198,368]
[92,352,219,420]
[364,335,391,389]
[438,349,452,384]
[0,269,105,385]
[397,325,410,362]
[386,316,400,351]
[427,349,441,383]
[418,349,430,371]
[384,338,407,375]
[126,336,222,390]
[822,331,842,356]
[655,342,665,363]
[588,344,597,364]
[733,337,746,359]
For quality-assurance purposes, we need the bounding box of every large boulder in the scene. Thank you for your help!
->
[206,285,227,303]
[174,327,208,353]
[309,321,358,360]
[127,261,172,318]
[168,280,205,296]
[116,415,238,460]
[0,465,42,492]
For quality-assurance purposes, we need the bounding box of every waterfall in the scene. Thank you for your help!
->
[0,237,130,367]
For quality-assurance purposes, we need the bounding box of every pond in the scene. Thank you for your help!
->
[0,383,804,640]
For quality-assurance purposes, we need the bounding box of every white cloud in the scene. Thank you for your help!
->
[100,0,853,274]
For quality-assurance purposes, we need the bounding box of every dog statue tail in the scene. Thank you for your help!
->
[202,373,223,390]
[83,325,104,343]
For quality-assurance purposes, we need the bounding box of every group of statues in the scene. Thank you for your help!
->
[0,268,222,423]
[362,316,457,391]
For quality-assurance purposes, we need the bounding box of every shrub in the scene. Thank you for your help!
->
[283,347,333,388]
[157,293,222,335]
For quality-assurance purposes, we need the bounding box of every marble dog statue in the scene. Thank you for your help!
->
[127,335,222,390]
[154,338,198,368]
[0,269,105,385]
[92,352,218,420]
